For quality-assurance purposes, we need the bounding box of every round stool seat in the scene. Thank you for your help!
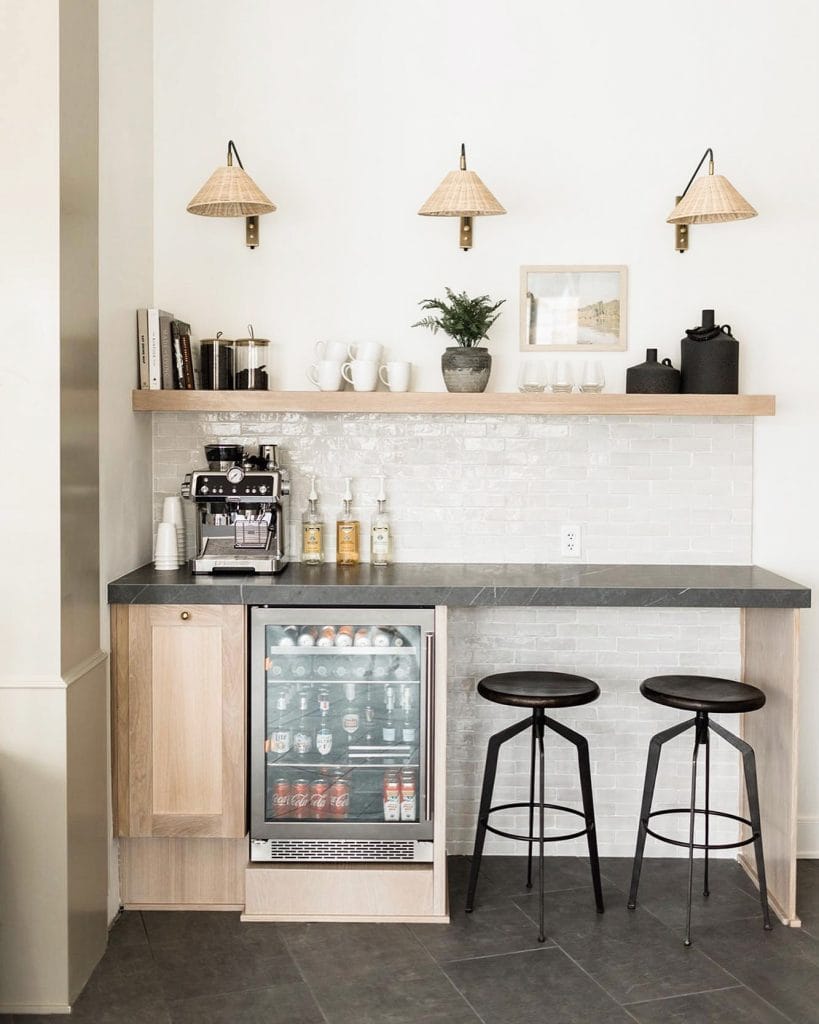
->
[640,675,765,714]
[477,670,600,709]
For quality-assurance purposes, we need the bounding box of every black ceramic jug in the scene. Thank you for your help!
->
[626,349,681,394]
[680,309,739,394]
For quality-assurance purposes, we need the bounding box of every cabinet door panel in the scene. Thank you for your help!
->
[115,604,245,838]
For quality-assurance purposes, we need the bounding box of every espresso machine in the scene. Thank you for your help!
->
[182,443,289,574]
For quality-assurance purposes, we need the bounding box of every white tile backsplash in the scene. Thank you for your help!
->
[153,411,752,857]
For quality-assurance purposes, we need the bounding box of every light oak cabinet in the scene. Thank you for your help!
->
[112,604,246,839]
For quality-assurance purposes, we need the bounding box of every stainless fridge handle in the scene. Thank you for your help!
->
[424,630,435,822]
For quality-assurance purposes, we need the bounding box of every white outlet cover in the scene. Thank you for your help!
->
[561,524,581,558]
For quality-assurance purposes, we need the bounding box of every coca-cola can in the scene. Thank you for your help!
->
[271,778,291,819]
[291,778,311,819]
[310,779,330,819]
[328,778,350,818]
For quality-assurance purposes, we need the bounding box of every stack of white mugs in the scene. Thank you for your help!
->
[307,341,411,393]
[154,496,186,571]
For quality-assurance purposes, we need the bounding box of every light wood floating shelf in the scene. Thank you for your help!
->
[132,390,775,417]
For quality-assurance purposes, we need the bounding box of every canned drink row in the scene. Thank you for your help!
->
[270,775,350,820]
[383,769,416,822]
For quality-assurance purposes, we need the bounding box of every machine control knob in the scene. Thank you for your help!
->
[258,485,268,494]
[200,485,209,494]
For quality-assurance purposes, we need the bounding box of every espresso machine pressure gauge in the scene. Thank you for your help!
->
[226,465,245,485]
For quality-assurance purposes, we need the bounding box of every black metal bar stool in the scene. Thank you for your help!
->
[628,674,773,946]
[465,670,605,942]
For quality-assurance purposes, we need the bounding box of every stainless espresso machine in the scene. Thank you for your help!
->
[182,443,290,574]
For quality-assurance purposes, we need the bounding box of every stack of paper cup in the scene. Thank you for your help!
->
[154,522,180,571]
[162,496,186,564]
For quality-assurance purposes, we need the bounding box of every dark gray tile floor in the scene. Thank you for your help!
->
[8,857,819,1023]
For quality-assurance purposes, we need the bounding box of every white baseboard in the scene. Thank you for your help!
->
[798,817,819,857]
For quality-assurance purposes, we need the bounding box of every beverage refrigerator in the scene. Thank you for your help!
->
[249,608,436,863]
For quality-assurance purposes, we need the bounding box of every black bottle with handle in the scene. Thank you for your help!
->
[626,349,681,394]
[680,309,739,394]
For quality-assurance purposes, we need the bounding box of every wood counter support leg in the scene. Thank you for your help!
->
[740,607,801,926]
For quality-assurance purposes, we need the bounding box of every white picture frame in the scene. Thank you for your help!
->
[520,265,628,352]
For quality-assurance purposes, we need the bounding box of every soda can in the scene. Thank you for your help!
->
[383,770,401,822]
[328,777,351,818]
[291,778,311,819]
[400,772,417,822]
[310,779,330,819]
[270,778,291,818]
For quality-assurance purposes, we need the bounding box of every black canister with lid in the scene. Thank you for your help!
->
[626,349,681,394]
[680,309,739,394]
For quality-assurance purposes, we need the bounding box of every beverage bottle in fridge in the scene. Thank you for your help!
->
[278,625,299,647]
[400,770,417,821]
[399,694,417,744]
[315,711,334,759]
[341,683,361,744]
[361,703,377,746]
[269,689,293,755]
[382,707,396,744]
[289,655,312,682]
[293,692,313,759]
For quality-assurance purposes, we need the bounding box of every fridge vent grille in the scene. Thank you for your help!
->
[256,839,417,862]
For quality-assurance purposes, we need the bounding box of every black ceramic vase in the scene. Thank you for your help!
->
[626,349,681,394]
[441,347,491,393]
[680,309,739,394]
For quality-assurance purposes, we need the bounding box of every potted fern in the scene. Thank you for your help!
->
[412,288,505,392]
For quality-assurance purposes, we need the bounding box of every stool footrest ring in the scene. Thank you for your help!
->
[644,807,758,852]
[482,801,592,845]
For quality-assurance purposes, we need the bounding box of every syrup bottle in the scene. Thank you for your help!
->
[371,475,391,567]
[301,476,325,565]
[336,478,360,566]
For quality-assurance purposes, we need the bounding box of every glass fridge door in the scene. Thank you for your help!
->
[250,609,435,840]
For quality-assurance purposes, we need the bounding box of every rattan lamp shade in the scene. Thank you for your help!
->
[667,173,756,225]
[418,168,506,218]
[187,165,276,218]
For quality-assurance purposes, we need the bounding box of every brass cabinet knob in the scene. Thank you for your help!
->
[180,611,191,621]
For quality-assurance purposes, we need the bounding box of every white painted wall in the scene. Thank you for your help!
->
[99,0,155,919]
[151,2,818,847]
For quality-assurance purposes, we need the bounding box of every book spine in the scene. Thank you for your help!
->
[159,314,175,388]
[180,337,195,389]
[147,308,161,389]
[136,309,149,389]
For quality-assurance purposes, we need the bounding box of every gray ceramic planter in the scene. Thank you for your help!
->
[441,346,491,393]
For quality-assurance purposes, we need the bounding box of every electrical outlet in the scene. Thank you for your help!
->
[561,524,581,558]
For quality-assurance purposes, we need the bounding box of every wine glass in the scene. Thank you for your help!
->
[517,360,548,393]
[550,361,574,393]
[580,360,605,393]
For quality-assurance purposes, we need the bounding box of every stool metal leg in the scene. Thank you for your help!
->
[545,715,604,914]
[708,719,773,931]
[466,715,532,913]
[685,713,708,947]
[703,724,711,899]
[527,709,536,889]
[535,708,547,943]
[628,718,696,911]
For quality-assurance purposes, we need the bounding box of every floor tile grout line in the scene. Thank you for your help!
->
[546,941,643,1024]
[405,919,489,1024]
[621,982,796,1022]
[440,943,557,965]
[274,928,332,1024]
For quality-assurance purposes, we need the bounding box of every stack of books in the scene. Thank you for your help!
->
[136,309,196,389]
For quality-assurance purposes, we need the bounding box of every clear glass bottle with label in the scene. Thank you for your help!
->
[371,475,391,566]
[336,477,360,566]
[301,476,324,565]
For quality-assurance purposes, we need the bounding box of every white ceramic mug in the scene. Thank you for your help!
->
[342,359,379,392]
[314,340,349,362]
[378,361,411,393]
[348,342,383,363]
[307,360,344,391]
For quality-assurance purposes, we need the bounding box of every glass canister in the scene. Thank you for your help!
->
[199,332,234,390]
[235,325,270,390]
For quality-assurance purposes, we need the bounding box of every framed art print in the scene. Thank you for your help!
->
[520,265,628,351]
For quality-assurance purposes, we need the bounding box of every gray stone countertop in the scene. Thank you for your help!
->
[108,562,810,609]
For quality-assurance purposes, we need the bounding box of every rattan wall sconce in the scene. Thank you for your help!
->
[186,140,276,249]
[418,143,506,251]
[667,147,756,253]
